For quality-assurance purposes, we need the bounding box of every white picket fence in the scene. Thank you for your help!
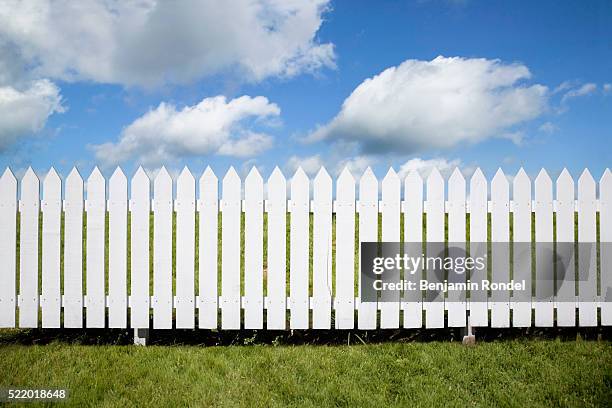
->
[0,165,610,330]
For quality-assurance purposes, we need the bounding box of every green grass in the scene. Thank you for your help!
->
[0,334,610,407]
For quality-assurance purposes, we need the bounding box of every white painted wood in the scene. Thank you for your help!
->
[556,169,575,327]
[244,167,264,329]
[380,168,400,328]
[578,169,597,326]
[335,167,355,329]
[290,168,309,329]
[64,168,84,328]
[130,167,150,328]
[447,168,466,327]
[425,168,445,328]
[358,168,378,329]
[313,167,332,329]
[153,168,173,329]
[535,169,554,326]
[0,168,17,327]
[108,167,127,328]
[198,167,218,328]
[19,168,39,328]
[600,169,612,325]
[403,170,422,328]
[176,167,195,329]
[41,168,61,328]
[267,167,287,329]
[491,169,510,327]
[86,168,105,328]
[512,168,532,327]
[469,168,488,327]
[221,167,241,329]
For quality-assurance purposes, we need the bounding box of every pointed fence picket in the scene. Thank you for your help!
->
[447,168,466,328]
[469,168,488,327]
[19,169,39,328]
[512,169,532,327]
[335,168,355,329]
[491,169,510,328]
[358,168,378,329]
[131,167,150,328]
[198,167,218,329]
[221,168,241,330]
[42,169,61,328]
[0,165,609,331]
[244,168,263,329]
[403,171,422,328]
[64,168,84,328]
[0,169,17,328]
[108,168,127,328]
[313,167,332,329]
[176,168,196,329]
[380,168,400,328]
[426,168,445,328]
[535,169,554,327]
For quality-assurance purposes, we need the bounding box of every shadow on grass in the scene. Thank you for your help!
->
[1,324,609,346]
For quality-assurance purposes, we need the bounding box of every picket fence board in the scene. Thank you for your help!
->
[578,170,597,326]
[556,169,575,326]
[512,169,532,327]
[447,168,466,327]
[469,168,488,327]
[130,167,150,328]
[19,169,39,327]
[290,168,309,329]
[221,167,241,330]
[175,168,195,329]
[380,168,400,328]
[108,168,127,328]
[491,169,510,327]
[358,168,378,329]
[0,165,609,331]
[42,168,62,328]
[403,170,423,328]
[0,169,17,328]
[244,167,263,329]
[534,169,554,326]
[86,168,106,328]
[198,167,218,329]
[312,167,332,329]
[266,167,287,329]
[153,168,173,329]
[335,168,355,329]
[64,169,84,328]
[425,168,444,328]
[601,170,612,325]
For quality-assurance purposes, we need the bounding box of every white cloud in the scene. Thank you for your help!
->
[398,157,461,179]
[0,79,64,150]
[286,154,325,175]
[561,83,597,103]
[0,0,335,87]
[538,121,557,134]
[308,56,548,154]
[91,95,279,167]
[603,83,611,94]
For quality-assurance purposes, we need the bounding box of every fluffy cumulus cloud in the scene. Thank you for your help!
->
[0,79,64,150]
[308,56,549,154]
[91,95,280,167]
[561,83,597,103]
[0,0,335,87]
[398,157,462,179]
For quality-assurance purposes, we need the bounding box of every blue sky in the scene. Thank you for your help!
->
[0,0,610,182]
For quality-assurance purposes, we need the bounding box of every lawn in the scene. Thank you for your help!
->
[0,328,611,407]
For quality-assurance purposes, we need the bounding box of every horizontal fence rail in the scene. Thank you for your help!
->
[0,165,610,330]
